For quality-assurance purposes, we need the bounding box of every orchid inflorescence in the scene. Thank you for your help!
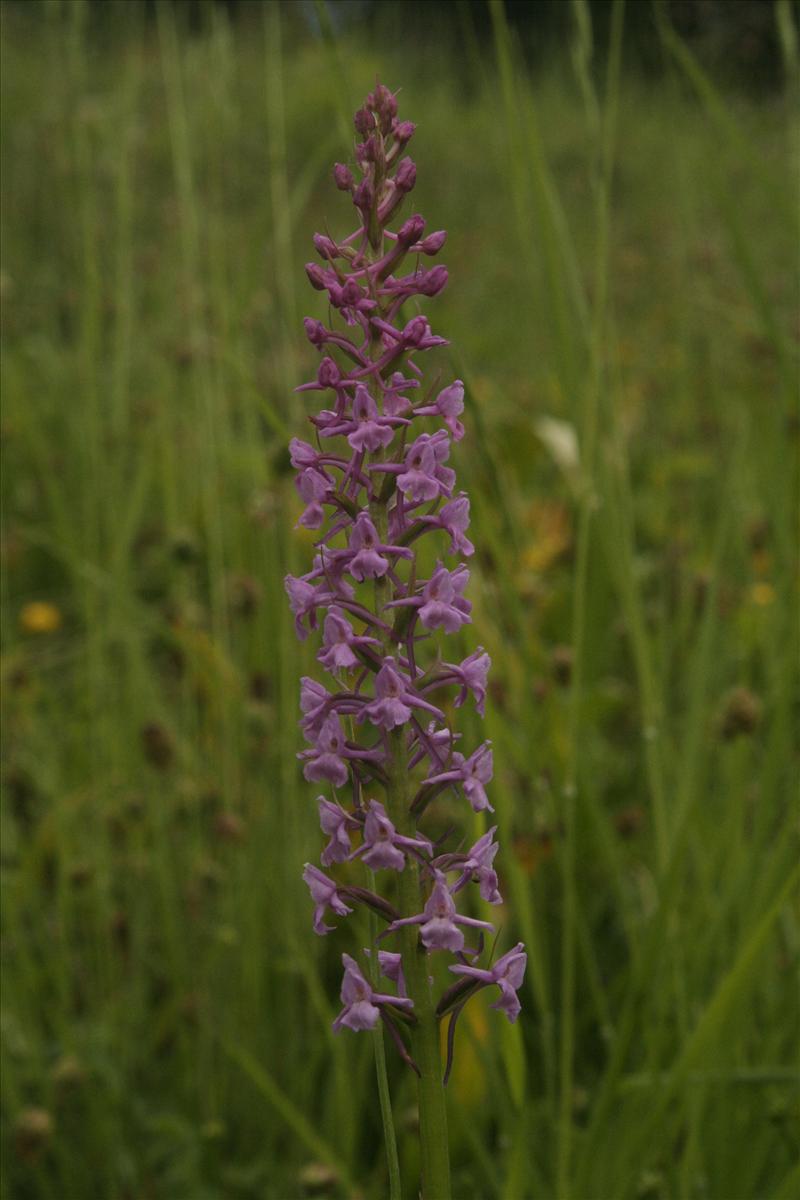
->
[287,82,526,1081]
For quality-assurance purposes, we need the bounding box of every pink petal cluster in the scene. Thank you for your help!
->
[289,85,526,1041]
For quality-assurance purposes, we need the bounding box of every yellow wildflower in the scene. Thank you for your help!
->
[19,602,62,634]
[750,583,775,607]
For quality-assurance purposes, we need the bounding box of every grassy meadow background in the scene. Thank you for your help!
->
[1,0,798,1197]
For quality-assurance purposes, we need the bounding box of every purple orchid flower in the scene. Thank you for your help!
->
[426,742,494,812]
[359,657,444,731]
[429,648,490,716]
[350,799,433,871]
[317,607,380,672]
[347,384,406,452]
[318,797,359,866]
[449,942,528,1023]
[418,563,472,633]
[396,432,455,503]
[451,825,503,904]
[295,467,332,529]
[343,512,413,582]
[299,676,331,738]
[300,713,351,788]
[415,380,465,441]
[387,872,494,953]
[429,494,475,557]
[333,953,414,1032]
[376,949,407,996]
[303,864,354,935]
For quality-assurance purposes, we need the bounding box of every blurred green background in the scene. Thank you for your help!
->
[1,1,798,1197]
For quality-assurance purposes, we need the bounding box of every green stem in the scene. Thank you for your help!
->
[362,157,451,1199]
[387,732,452,1200]
[367,875,403,1200]
[371,504,451,1197]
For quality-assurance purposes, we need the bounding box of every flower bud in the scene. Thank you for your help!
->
[313,233,338,260]
[353,178,374,214]
[354,106,373,136]
[305,263,327,291]
[289,438,318,469]
[370,83,398,134]
[361,135,380,163]
[394,156,416,194]
[303,317,326,348]
[403,315,429,347]
[318,357,341,388]
[333,163,354,191]
[340,279,364,307]
[393,120,416,144]
[418,265,449,296]
[326,281,345,308]
[397,214,426,247]
[419,230,447,255]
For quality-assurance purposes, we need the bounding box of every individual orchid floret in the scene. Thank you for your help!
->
[387,872,494,953]
[317,607,380,672]
[351,799,433,871]
[329,278,377,324]
[426,494,475,557]
[408,720,459,771]
[449,647,491,716]
[383,266,449,305]
[347,385,400,452]
[333,954,414,1032]
[295,467,332,530]
[289,437,321,469]
[299,676,331,738]
[300,713,351,787]
[303,864,354,935]
[426,742,494,812]
[401,315,447,353]
[394,432,452,503]
[449,943,528,1023]
[318,797,359,866]
[362,658,413,729]
[382,371,418,416]
[333,162,354,192]
[395,156,416,193]
[376,950,407,997]
[305,353,344,390]
[415,380,465,441]
[363,947,409,998]
[416,229,447,255]
[304,261,334,291]
[313,233,341,259]
[285,575,325,640]
[345,512,412,582]
[426,430,457,492]
[392,119,416,146]
[383,563,471,633]
[451,825,502,904]
[418,563,472,633]
[361,657,444,731]
[460,743,494,812]
[353,176,375,217]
